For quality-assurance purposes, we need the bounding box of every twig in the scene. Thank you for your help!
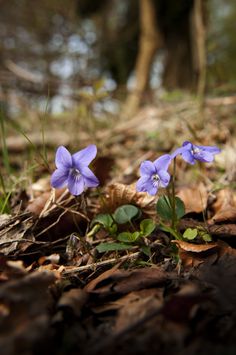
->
[0,235,71,248]
[35,209,68,237]
[62,251,140,275]
[54,201,89,221]
[0,238,42,247]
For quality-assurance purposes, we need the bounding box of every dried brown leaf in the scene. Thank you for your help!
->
[102,183,156,217]
[113,268,169,294]
[215,141,236,182]
[57,288,88,317]
[177,251,203,268]
[196,253,236,311]
[85,263,121,293]
[93,288,163,315]
[173,240,218,253]
[176,183,208,214]
[211,208,236,224]
[27,187,70,216]
[162,283,204,323]
[0,256,27,281]
[0,271,56,354]
[177,250,218,269]
[0,214,34,255]
[86,267,171,297]
[210,188,236,223]
[211,188,236,211]
[114,289,163,333]
[26,185,89,242]
[38,253,60,265]
[217,241,236,257]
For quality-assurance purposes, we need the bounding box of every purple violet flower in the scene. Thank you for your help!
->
[136,154,172,196]
[171,141,221,165]
[51,145,99,196]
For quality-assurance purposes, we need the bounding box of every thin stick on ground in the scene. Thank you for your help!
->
[62,251,140,275]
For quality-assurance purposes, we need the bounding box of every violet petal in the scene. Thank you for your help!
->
[51,168,68,188]
[171,144,191,159]
[72,145,97,167]
[80,166,99,187]
[196,144,221,154]
[146,181,158,196]
[55,146,72,169]
[136,176,150,192]
[194,150,214,162]
[158,170,171,187]
[140,160,156,176]
[67,173,85,196]
[153,154,172,171]
[182,150,195,164]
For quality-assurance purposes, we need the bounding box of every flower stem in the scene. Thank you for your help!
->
[96,187,107,210]
[129,219,136,232]
[79,193,89,219]
[171,157,177,230]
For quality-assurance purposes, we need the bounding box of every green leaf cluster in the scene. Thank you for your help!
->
[183,227,212,242]
[117,219,156,243]
[91,204,140,233]
[90,204,156,253]
[96,218,156,253]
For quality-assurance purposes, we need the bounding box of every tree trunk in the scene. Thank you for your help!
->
[191,0,207,105]
[161,0,195,90]
[123,0,207,116]
[123,0,162,118]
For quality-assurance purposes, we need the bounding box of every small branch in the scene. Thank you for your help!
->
[0,235,71,248]
[62,252,140,275]
[192,0,206,108]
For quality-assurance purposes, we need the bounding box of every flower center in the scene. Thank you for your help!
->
[152,173,160,187]
[70,168,81,179]
[191,147,201,155]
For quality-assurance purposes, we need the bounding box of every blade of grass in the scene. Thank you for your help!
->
[7,119,50,171]
[0,172,7,195]
[0,104,11,212]
[0,104,11,174]
[0,190,11,214]
[40,88,50,165]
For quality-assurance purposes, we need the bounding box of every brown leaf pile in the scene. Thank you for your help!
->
[101,182,157,217]
[0,269,56,354]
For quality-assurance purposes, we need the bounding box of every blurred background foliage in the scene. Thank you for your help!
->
[0,0,235,117]
[208,0,236,91]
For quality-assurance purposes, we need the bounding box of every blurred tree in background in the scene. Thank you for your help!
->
[0,0,235,117]
[208,0,236,90]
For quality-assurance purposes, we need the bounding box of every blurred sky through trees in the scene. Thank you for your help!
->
[0,0,235,115]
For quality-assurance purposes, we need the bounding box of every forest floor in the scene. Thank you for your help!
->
[1,95,236,355]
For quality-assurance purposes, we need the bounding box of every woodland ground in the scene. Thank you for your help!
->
[0,95,236,355]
